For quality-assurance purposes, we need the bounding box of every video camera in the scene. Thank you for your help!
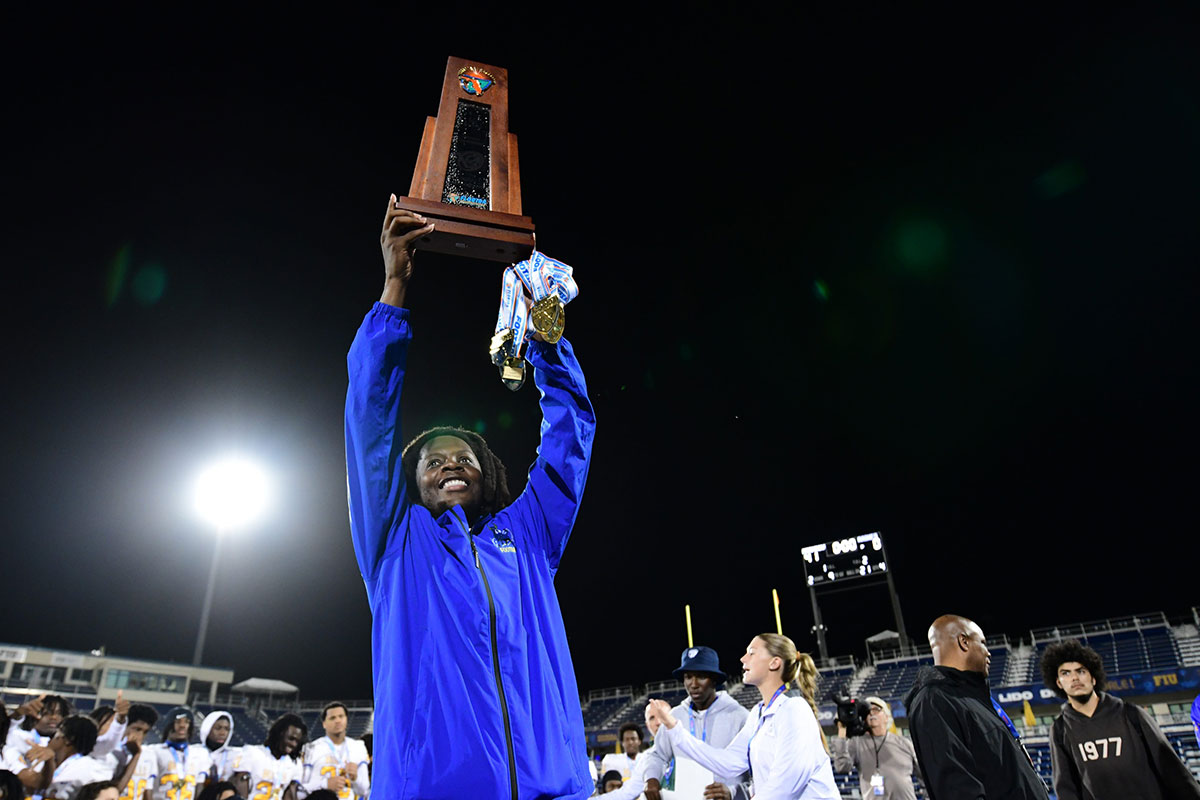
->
[831,687,871,737]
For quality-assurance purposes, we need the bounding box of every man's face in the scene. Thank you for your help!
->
[35,703,66,736]
[323,707,348,737]
[603,778,624,793]
[417,436,484,517]
[281,725,303,756]
[961,622,991,674]
[682,672,718,708]
[94,790,119,800]
[866,704,889,735]
[127,721,151,745]
[169,716,191,741]
[1056,661,1096,700]
[620,729,641,758]
[207,717,230,747]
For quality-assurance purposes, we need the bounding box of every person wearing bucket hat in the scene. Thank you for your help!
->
[608,646,750,800]
[831,696,920,799]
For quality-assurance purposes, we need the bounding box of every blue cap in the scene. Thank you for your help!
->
[672,646,727,682]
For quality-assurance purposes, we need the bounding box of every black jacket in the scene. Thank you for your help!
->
[1050,691,1200,800]
[904,665,1049,800]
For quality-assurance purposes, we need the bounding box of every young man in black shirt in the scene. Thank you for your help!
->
[1042,639,1200,799]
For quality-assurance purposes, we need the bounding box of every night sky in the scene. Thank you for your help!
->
[2,8,1197,703]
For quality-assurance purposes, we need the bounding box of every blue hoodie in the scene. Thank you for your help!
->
[345,303,596,800]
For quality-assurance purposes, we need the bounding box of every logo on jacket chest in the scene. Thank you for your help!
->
[490,525,516,554]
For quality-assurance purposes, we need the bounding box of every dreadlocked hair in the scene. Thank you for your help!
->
[757,634,829,753]
[1040,639,1107,699]
[401,426,511,516]
[22,695,71,731]
[265,713,307,762]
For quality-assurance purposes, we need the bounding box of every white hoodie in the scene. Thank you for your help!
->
[199,711,242,782]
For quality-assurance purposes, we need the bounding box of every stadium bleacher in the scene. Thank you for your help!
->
[1031,613,1182,676]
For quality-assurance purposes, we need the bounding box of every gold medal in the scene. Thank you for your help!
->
[543,305,565,343]
[530,295,563,340]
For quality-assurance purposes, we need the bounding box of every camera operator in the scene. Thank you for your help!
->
[831,697,920,799]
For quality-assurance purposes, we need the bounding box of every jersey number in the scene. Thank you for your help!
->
[319,765,353,799]
[1078,737,1123,760]
[160,774,197,800]
[121,778,148,800]
[251,779,277,800]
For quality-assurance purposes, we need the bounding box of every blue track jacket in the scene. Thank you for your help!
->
[345,303,596,800]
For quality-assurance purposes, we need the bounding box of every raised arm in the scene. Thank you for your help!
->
[344,196,434,584]
[513,335,596,568]
[647,700,752,783]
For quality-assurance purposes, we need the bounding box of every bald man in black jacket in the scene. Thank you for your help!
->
[904,615,1049,800]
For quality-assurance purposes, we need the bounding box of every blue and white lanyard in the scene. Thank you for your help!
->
[687,703,708,743]
[168,743,194,783]
[747,685,788,776]
[991,695,1037,768]
[326,738,349,766]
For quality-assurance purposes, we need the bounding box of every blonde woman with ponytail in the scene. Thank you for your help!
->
[647,633,838,799]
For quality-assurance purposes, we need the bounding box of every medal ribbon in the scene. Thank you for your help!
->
[513,251,579,304]
[493,267,530,361]
[491,251,578,385]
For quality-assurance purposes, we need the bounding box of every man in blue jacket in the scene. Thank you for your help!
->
[344,196,597,799]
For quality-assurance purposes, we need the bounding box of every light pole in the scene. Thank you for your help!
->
[191,456,270,666]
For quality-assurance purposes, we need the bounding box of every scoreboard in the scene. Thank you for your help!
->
[801,531,888,587]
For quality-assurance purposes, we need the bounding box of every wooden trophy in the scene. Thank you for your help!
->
[396,57,535,263]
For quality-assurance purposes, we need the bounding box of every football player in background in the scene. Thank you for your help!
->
[152,709,210,800]
[232,713,306,800]
[199,711,240,785]
[104,703,158,800]
[302,703,368,800]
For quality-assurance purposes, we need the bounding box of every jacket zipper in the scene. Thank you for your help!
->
[460,515,518,800]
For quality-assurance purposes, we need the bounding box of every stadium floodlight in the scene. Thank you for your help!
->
[193,456,271,531]
[191,455,271,666]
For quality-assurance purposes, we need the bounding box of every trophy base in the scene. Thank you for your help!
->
[395,196,535,264]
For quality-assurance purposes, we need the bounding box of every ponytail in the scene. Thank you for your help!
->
[756,635,830,753]
[794,652,829,753]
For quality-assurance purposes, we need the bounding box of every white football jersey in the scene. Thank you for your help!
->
[103,745,157,800]
[208,745,243,782]
[151,743,211,800]
[234,744,302,800]
[601,751,639,782]
[47,753,113,800]
[302,736,370,800]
